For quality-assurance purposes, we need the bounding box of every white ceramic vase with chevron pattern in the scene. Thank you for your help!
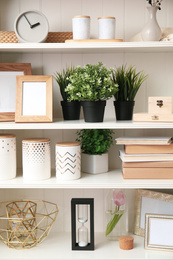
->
[56,142,81,180]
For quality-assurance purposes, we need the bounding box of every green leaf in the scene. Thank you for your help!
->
[105,213,123,236]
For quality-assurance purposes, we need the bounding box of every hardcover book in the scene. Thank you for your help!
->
[124,143,173,154]
[122,168,173,179]
[119,150,173,162]
[116,137,172,145]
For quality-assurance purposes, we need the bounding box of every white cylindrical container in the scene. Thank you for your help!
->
[22,138,51,180]
[98,16,115,39]
[56,142,81,180]
[72,15,90,40]
[0,134,16,180]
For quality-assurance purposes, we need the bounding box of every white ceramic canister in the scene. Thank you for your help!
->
[98,16,116,39]
[22,138,51,180]
[72,15,90,40]
[0,134,16,180]
[56,142,81,180]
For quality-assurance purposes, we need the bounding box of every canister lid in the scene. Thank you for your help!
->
[72,15,90,18]
[0,134,16,138]
[97,16,115,19]
[56,142,80,147]
[22,138,50,143]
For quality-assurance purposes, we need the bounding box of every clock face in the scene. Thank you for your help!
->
[14,10,49,43]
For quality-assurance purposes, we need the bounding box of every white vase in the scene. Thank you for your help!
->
[81,153,108,174]
[98,17,115,39]
[56,142,81,180]
[141,6,161,41]
[22,138,51,180]
[72,15,90,40]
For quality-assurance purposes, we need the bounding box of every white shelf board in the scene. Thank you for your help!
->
[1,169,173,189]
[1,118,173,130]
[1,232,173,260]
[1,41,173,54]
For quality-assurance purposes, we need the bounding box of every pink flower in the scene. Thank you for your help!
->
[113,190,125,206]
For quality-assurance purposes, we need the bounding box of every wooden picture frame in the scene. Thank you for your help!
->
[145,214,173,252]
[15,75,53,123]
[0,63,32,122]
[134,189,173,237]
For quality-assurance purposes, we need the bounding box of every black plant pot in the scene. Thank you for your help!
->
[61,101,81,120]
[82,101,106,122]
[114,101,135,120]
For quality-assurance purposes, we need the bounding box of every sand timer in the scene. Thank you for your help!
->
[71,198,94,250]
[78,204,88,247]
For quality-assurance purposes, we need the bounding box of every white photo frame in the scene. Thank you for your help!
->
[15,75,53,123]
[145,214,173,252]
[134,189,173,236]
[0,63,32,121]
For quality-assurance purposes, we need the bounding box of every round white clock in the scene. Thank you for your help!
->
[14,10,49,43]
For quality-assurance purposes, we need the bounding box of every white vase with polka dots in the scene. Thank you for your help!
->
[22,138,51,180]
[0,134,16,180]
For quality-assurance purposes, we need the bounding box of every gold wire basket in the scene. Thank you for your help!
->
[0,200,58,249]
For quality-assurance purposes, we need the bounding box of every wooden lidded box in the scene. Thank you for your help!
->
[133,96,173,122]
[148,96,172,115]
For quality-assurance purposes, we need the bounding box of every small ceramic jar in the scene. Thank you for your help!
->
[56,142,81,180]
[72,15,90,40]
[0,134,16,180]
[98,16,116,39]
[22,138,51,180]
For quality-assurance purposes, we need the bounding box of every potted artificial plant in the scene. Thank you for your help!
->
[76,129,114,174]
[54,66,81,120]
[112,65,148,120]
[65,62,118,122]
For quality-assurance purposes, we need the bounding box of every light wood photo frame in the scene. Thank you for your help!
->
[145,214,173,252]
[134,189,173,236]
[15,75,53,123]
[0,63,32,122]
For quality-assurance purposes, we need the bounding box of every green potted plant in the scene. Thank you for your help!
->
[112,65,148,120]
[65,62,118,122]
[76,129,114,174]
[54,66,81,120]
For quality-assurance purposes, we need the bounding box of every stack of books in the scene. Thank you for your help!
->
[116,137,173,179]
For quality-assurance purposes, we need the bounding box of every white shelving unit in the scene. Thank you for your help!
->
[1,0,173,259]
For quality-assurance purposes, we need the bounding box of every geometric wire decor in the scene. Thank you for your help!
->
[0,200,58,249]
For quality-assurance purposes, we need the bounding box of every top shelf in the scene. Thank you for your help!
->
[1,41,173,53]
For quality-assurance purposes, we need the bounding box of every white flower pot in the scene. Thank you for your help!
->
[98,17,115,39]
[0,134,16,180]
[72,15,90,40]
[22,138,51,180]
[81,153,108,174]
[56,142,81,180]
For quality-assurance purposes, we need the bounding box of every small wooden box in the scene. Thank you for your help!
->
[148,96,172,115]
[133,96,173,122]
